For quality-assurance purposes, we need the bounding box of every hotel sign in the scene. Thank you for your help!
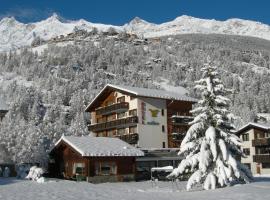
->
[147,109,160,125]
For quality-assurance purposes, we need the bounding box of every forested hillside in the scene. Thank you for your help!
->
[0,32,270,165]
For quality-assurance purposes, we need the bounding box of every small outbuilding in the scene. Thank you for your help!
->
[49,135,144,183]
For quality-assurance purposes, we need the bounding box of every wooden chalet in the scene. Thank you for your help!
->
[49,135,144,183]
[236,122,270,175]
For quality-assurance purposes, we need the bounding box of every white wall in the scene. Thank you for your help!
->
[137,97,168,148]
[241,129,256,174]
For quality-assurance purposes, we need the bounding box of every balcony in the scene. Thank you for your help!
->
[116,133,139,145]
[252,138,270,147]
[253,154,270,163]
[88,116,138,132]
[95,102,129,116]
[171,115,194,125]
[171,133,185,141]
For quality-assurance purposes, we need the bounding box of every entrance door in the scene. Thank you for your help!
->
[256,164,261,174]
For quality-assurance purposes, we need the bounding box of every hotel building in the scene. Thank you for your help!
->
[85,84,197,149]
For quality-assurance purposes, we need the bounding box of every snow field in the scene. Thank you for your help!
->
[0,177,270,200]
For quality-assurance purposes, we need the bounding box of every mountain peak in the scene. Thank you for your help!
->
[0,16,18,25]
[45,13,66,23]
[129,17,150,25]
[173,15,197,22]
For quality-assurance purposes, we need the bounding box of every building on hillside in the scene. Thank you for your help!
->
[0,97,8,122]
[85,84,197,149]
[236,122,270,175]
[49,135,144,183]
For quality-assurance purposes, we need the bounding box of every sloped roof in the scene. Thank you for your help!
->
[53,135,144,157]
[236,122,270,134]
[0,97,8,111]
[85,84,197,111]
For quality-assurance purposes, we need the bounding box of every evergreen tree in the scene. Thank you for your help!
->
[168,60,253,190]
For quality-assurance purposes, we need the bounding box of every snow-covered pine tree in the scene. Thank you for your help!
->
[168,59,253,190]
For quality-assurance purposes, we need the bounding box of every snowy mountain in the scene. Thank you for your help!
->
[124,15,270,40]
[0,13,120,52]
[1,14,270,51]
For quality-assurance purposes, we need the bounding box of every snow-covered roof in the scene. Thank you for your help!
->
[171,115,194,119]
[53,135,144,157]
[236,122,270,134]
[151,166,173,172]
[0,97,8,111]
[85,84,197,111]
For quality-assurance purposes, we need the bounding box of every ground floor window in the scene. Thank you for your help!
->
[95,162,117,175]
[73,163,85,175]
[262,163,270,168]
[243,163,251,170]
[129,126,137,134]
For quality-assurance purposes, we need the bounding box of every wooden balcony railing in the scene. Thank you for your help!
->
[252,138,270,147]
[171,115,194,125]
[88,116,138,132]
[171,133,185,141]
[253,154,270,163]
[115,133,139,145]
[96,102,129,116]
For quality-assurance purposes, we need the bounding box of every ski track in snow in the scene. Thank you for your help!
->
[0,177,270,200]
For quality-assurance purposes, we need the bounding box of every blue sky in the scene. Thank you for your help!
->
[0,0,270,25]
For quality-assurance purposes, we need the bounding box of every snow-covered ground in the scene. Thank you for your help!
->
[0,177,270,200]
[0,72,33,90]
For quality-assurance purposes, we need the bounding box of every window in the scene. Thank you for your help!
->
[97,131,106,137]
[242,134,249,141]
[117,96,125,103]
[141,102,146,124]
[256,147,270,154]
[73,163,85,175]
[117,112,126,119]
[162,125,165,132]
[129,109,137,116]
[265,132,270,138]
[107,130,116,137]
[130,96,135,100]
[243,163,251,170]
[161,109,164,116]
[95,162,117,175]
[117,128,126,136]
[129,126,137,134]
[243,148,250,156]
[262,163,270,168]
[97,117,106,123]
[107,115,115,122]
[162,142,166,148]
[255,132,265,139]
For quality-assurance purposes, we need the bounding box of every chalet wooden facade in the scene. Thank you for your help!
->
[49,136,144,183]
